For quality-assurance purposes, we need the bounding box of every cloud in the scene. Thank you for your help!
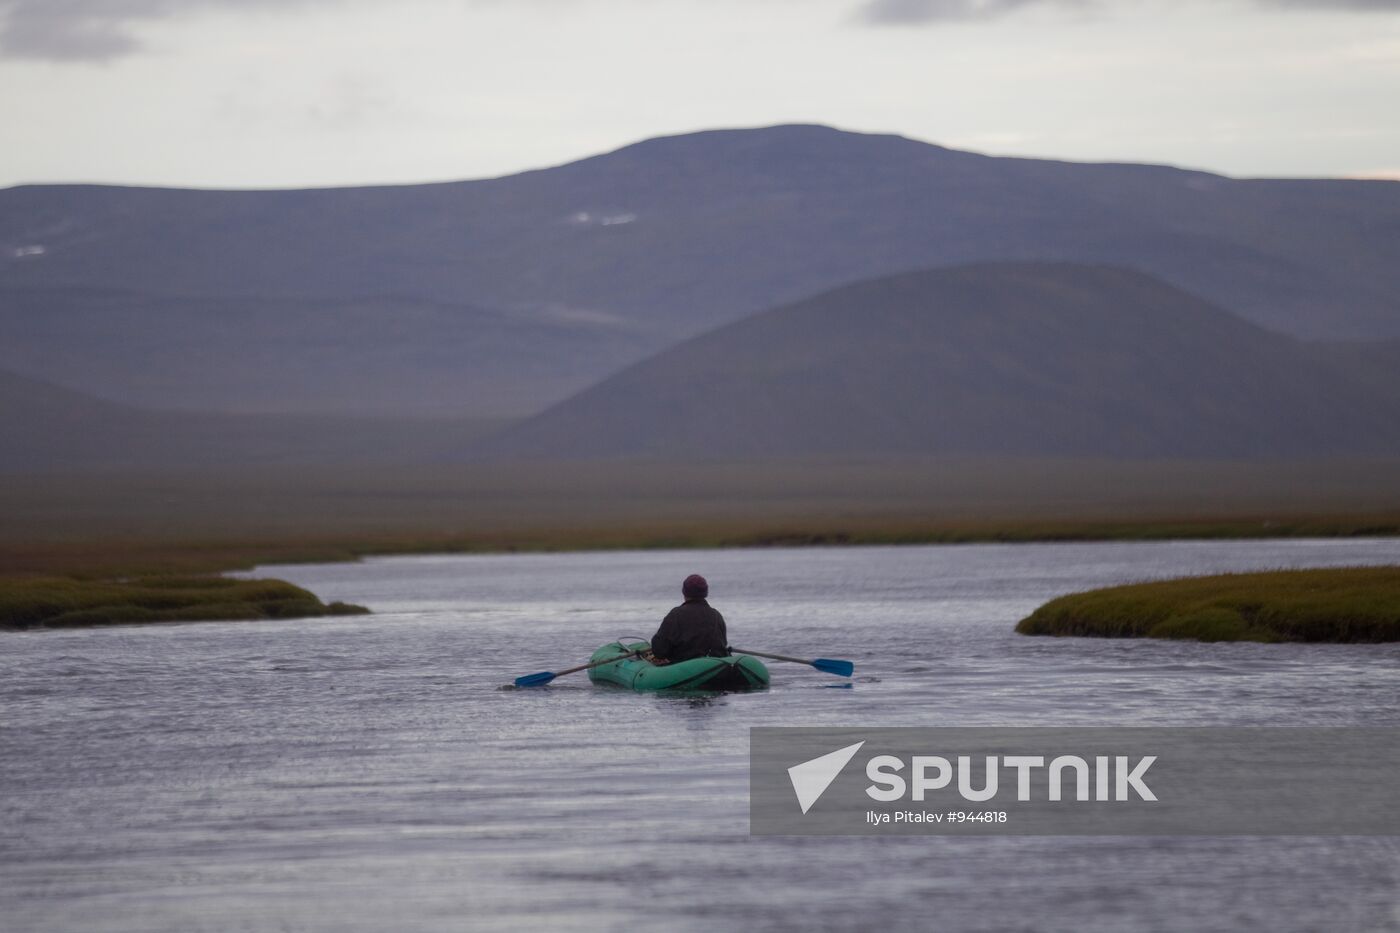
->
[0,0,339,62]
[1260,0,1400,7]
[5,0,1398,59]
[0,0,152,60]
[859,0,1064,23]
[857,0,1400,24]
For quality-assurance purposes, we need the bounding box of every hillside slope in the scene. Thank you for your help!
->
[474,263,1400,461]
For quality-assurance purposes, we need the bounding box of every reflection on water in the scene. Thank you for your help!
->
[4,540,1400,932]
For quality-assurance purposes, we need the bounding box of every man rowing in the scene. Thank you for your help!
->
[646,574,729,664]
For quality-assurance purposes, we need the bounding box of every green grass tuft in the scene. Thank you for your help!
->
[0,576,369,630]
[1016,566,1400,643]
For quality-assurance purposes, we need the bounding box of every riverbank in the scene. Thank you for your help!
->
[6,513,1400,580]
[7,458,1400,579]
[10,523,1400,631]
[1016,566,1400,642]
[6,458,1400,629]
[0,576,368,630]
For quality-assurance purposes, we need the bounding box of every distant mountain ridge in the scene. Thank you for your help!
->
[9,263,1400,471]
[472,263,1400,462]
[3,124,1399,417]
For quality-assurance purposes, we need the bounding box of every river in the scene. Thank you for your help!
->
[4,540,1399,931]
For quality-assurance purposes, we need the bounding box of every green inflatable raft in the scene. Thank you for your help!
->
[588,641,770,692]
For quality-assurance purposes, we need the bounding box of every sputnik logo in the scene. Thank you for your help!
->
[787,741,865,814]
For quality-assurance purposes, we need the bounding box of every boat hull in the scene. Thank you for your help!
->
[587,641,770,692]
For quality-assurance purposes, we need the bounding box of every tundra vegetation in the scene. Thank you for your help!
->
[0,576,367,630]
[4,461,1400,629]
[1017,566,1400,643]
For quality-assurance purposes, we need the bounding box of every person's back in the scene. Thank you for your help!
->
[649,574,728,663]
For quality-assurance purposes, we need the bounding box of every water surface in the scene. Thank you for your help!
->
[4,540,1400,931]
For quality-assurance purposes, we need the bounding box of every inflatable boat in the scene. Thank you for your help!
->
[587,641,770,692]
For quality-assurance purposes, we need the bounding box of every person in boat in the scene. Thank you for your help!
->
[646,574,729,665]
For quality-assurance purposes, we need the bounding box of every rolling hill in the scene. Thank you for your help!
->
[3,124,1399,418]
[473,263,1400,461]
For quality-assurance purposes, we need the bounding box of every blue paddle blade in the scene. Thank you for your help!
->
[513,671,557,688]
[812,658,854,678]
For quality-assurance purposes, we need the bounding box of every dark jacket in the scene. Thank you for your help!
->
[651,598,728,663]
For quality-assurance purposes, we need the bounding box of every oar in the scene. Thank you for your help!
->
[732,648,854,678]
[513,649,643,688]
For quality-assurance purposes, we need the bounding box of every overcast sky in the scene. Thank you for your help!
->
[1,0,1397,188]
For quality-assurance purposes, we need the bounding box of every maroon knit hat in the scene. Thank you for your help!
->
[682,574,709,599]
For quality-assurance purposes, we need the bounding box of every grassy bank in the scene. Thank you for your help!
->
[4,459,1400,632]
[7,458,1400,577]
[5,513,1400,580]
[1016,566,1400,642]
[0,576,369,630]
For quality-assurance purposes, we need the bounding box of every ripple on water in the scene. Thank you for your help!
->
[3,539,1400,932]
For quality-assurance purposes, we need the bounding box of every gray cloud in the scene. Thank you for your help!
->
[0,0,157,60]
[4,0,1398,59]
[860,0,1069,23]
[0,0,338,62]
[859,0,1400,24]
[1260,0,1400,7]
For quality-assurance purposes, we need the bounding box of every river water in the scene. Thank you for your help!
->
[4,540,1400,932]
